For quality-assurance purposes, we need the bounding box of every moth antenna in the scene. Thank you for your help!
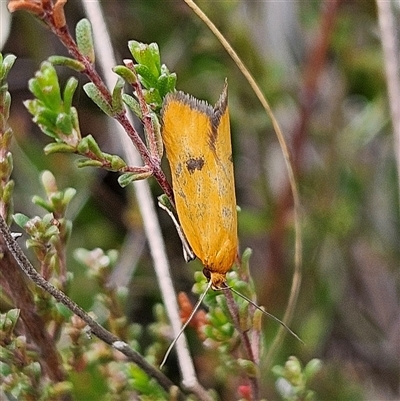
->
[224,286,304,344]
[160,280,213,369]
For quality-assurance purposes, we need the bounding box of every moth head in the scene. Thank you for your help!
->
[203,268,227,290]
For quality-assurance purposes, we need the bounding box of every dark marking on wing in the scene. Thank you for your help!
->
[186,157,205,174]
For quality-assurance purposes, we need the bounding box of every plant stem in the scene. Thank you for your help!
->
[224,289,259,400]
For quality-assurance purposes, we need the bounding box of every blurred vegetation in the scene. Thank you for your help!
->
[0,0,399,400]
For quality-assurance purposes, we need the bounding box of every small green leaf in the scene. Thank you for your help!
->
[83,82,113,116]
[63,188,77,204]
[128,41,161,79]
[2,91,11,122]
[142,88,162,106]
[56,112,73,135]
[63,77,78,112]
[76,159,103,168]
[1,54,17,79]
[157,193,172,210]
[150,112,163,158]
[148,43,161,75]
[109,154,127,170]
[40,170,57,193]
[44,224,60,238]
[237,359,258,377]
[112,76,125,114]
[0,151,12,180]
[122,94,142,118]
[303,359,322,381]
[157,72,176,98]
[76,18,95,64]
[34,107,60,128]
[2,180,14,204]
[0,309,20,342]
[35,62,63,108]
[272,365,286,377]
[13,213,30,228]
[31,195,52,212]
[28,77,47,104]
[1,127,13,149]
[85,134,103,158]
[134,64,158,89]
[44,142,76,155]
[118,171,152,187]
[113,65,137,84]
[48,55,85,72]
[70,108,81,134]
[166,73,177,93]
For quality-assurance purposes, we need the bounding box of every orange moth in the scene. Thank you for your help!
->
[161,81,238,290]
[159,82,302,367]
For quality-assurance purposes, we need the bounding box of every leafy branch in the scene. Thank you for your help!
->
[0,212,181,397]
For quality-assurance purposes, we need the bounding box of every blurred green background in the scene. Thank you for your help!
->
[1,0,399,400]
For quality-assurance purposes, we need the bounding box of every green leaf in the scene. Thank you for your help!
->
[122,94,142,118]
[76,159,103,168]
[112,76,125,114]
[113,65,137,85]
[2,180,14,204]
[44,142,76,155]
[28,77,48,104]
[56,112,73,135]
[147,42,162,77]
[157,193,173,210]
[48,55,85,72]
[81,134,103,158]
[0,309,20,340]
[31,196,53,212]
[303,359,322,381]
[118,171,152,187]
[142,88,162,106]
[2,91,11,122]
[13,213,30,228]
[1,54,17,80]
[237,358,258,377]
[63,187,77,204]
[109,154,127,170]
[35,61,63,108]
[83,82,113,116]
[0,151,12,179]
[150,112,163,158]
[134,64,158,89]
[63,77,78,113]
[157,72,176,98]
[128,41,161,79]
[75,18,95,64]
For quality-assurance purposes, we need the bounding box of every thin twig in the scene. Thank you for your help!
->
[224,289,259,400]
[0,215,180,396]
